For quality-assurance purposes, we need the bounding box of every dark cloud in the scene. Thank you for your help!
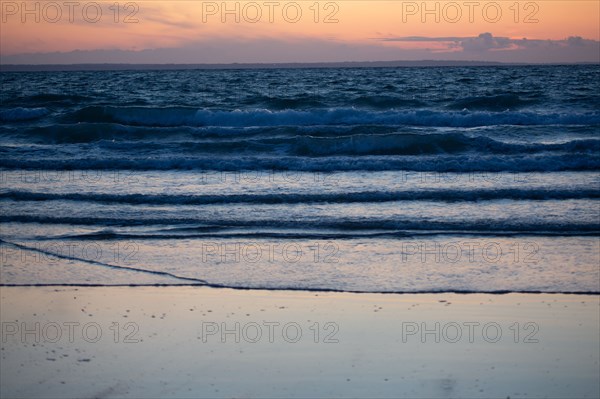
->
[374,32,599,62]
[460,32,513,51]
[379,32,515,50]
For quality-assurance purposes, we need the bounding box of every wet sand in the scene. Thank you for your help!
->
[1,287,598,398]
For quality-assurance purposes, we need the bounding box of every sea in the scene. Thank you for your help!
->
[1,65,599,293]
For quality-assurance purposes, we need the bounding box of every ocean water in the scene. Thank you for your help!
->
[1,65,599,292]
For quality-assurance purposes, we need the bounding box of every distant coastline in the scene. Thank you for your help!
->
[2,60,598,72]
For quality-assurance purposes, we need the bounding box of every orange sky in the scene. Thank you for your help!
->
[1,1,599,61]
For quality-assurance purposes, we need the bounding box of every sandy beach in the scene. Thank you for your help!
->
[1,287,598,398]
[2,0,599,397]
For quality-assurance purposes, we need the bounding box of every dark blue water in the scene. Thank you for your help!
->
[1,65,599,292]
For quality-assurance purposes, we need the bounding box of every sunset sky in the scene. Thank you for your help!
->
[1,1,599,63]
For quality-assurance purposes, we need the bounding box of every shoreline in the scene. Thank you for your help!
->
[2,284,600,296]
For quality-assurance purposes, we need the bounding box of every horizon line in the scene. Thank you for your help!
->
[2,60,599,72]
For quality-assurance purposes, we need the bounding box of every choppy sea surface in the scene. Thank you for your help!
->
[1,65,599,292]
